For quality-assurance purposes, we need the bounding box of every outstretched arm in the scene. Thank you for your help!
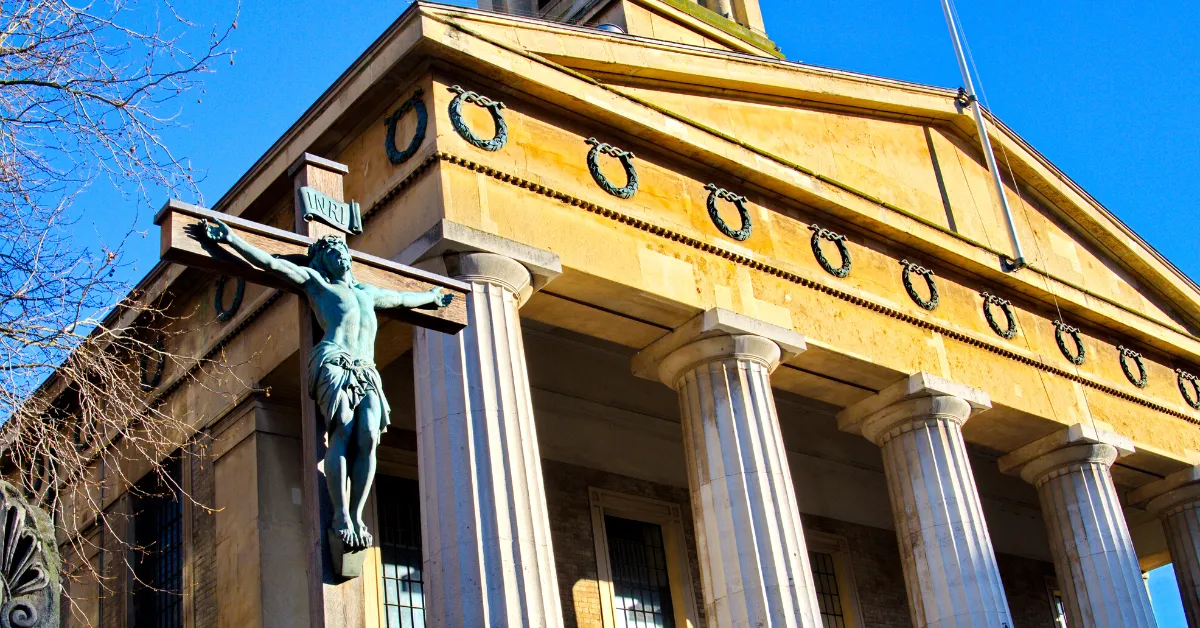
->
[367,285,454,310]
[201,218,312,288]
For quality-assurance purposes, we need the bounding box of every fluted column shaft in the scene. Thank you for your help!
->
[660,334,822,628]
[859,396,1012,628]
[1158,491,1200,628]
[413,252,563,628]
[1022,444,1157,628]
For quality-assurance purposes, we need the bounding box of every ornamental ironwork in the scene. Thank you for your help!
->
[1054,320,1086,365]
[447,85,507,152]
[140,338,165,392]
[384,88,428,165]
[981,292,1018,339]
[1178,370,1200,409]
[900,260,938,311]
[704,183,751,241]
[808,224,851,278]
[214,276,245,322]
[1118,346,1148,389]
[585,138,638,199]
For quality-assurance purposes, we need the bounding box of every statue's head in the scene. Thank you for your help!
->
[307,235,352,280]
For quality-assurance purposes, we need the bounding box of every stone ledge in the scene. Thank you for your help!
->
[1128,465,1200,508]
[630,308,806,382]
[286,152,348,177]
[836,372,991,436]
[396,220,562,293]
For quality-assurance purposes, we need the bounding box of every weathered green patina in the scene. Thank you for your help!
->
[298,186,364,235]
[201,218,452,551]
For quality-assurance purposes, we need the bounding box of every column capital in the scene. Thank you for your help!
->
[398,220,562,303]
[630,308,806,387]
[1130,465,1200,516]
[998,423,1135,486]
[835,372,991,442]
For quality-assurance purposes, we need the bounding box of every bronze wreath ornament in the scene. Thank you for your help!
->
[980,292,1018,339]
[899,260,938,310]
[1178,369,1200,409]
[585,138,638,199]
[704,183,752,241]
[384,88,428,165]
[808,224,851,278]
[1053,320,1086,365]
[447,85,507,152]
[214,275,245,322]
[1118,346,1148,388]
[140,338,166,392]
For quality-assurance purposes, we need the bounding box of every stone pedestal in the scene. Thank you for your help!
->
[1131,466,1200,627]
[1000,424,1156,628]
[412,251,563,628]
[838,373,1012,628]
[633,309,823,628]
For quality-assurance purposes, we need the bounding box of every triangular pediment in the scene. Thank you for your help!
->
[211,2,1200,365]
[415,6,1200,343]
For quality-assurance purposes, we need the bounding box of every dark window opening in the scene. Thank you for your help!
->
[132,457,183,628]
[378,476,425,628]
[809,551,846,628]
[605,515,676,628]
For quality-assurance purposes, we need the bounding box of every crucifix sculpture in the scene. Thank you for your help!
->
[199,217,451,548]
[155,154,469,625]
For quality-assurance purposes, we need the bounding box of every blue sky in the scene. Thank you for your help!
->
[78,0,1196,623]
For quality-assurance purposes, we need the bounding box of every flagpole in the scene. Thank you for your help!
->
[939,0,1027,269]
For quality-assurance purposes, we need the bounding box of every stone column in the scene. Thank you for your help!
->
[411,250,563,628]
[632,309,823,628]
[1131,466,1200,627]
[1000,424,1156,628]
[837,373,1012,628]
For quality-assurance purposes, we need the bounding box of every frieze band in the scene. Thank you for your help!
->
[704,183,752,241]
[447,85,508,152]
[809,224,851,278]
[384,88,428,165]
[585,138,638,199]
[398,103,1200,416]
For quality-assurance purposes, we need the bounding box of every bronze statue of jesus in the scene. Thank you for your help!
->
[202,218,452,550]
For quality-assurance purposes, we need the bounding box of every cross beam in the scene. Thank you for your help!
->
[154,199,469,334]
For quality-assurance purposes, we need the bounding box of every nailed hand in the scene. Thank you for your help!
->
[201,217,233,243]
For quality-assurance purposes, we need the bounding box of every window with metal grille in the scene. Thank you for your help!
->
[378,476,425,628]
[132,457,183,628]
[604,515,676,628]
[809,551,846,628]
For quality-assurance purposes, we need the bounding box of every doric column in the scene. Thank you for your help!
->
[837,373,1012,628]
[1000,424,1156,628]
[632,309,823,628]
[410,246,564,628]
[1131,466,1200,627]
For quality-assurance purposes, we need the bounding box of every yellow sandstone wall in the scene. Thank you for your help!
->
[331,68,1200,470]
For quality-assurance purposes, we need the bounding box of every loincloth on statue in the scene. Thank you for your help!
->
[307,340,391,433]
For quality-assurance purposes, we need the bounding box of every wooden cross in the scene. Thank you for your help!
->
[154,153,469,628]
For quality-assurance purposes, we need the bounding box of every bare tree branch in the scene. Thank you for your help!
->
[0,0,241,621]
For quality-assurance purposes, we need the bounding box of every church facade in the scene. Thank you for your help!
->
[58,1,1200,627]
